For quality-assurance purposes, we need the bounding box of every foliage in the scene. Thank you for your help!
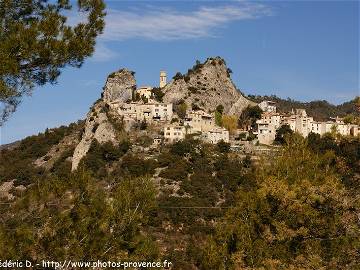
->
[201,137,360,269]
[217,140,230,153]
[343,114,360,125]
[188,86,199,94]
[238,105,262,129]
[174,99,187,119]
[222,115,238,134]
[274,124,293,145]
[306,133,360,190]
[169,139,199,157]
[80,140,130,176]
[113,154,157,178]
[216,105,224,114]
[0,0,106,123]
[191,103,202,111]
[135,135,153,148]
[214,105,224,126]
[226,68,232,77]
[140,119,147,130]
[141,95,148,104]
[173,72,184,81]
[0,170,158,261]
[0,122,83,185]
[215,111,223,126]
[151,87,164,102]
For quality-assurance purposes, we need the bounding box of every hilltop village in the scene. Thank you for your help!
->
[108,71,229,145]
[107,71,359,146]
[71,57,359,170]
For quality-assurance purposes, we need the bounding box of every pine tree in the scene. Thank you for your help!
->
[0,0,106,123]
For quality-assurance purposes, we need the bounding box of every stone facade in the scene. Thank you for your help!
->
[137,86,153,100]
[113,102,173,123]
[258,100,276,113]
[184,110,215,132]
[205,128,229,144]
[164,125,186,143]
[256,112,281,145]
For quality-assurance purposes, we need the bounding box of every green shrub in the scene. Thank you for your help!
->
[115,155,157,177]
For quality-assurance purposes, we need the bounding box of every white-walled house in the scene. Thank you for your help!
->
[117,102,173,122]
[258,100,277,113]
[256,112,281,145]
[205,127,229,144]
[256,107,360,145]
[184,110,215,132]
[136,86,153,100]
[164,125,186,143]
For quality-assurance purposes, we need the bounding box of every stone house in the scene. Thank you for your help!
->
[184,110,215,132]
[117,102,173,122]
[136,86,153,100]
[164,125,186,143]
[258,100,276,113]
[205,127,229,144]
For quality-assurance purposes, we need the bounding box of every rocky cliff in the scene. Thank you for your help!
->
[162,57,255,114]
[102,69,136,103]
[71,69,135,170]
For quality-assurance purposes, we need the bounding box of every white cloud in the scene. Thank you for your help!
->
[101,2,272,41]
[90,43,119,62]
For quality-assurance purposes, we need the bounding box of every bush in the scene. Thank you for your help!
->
[174,99,187,119]
[159,159,191,181]
[188,86,198,94]
[173,72,183,81]
[274,124,293,145]
[217,140,230,153]
[80,140,130,175]
[116,155,157,177]
[151,87,164,102]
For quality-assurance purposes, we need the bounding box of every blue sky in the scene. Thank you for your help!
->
[1,0,359,144]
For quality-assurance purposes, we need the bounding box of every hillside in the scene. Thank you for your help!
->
[0,120,359,269]
[248,94,360,121]
[1,57,360,269]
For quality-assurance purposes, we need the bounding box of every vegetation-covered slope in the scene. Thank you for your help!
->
[0,120,359,269]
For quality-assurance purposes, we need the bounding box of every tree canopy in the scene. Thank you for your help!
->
[0,0,106,123]
[201,135,360,269]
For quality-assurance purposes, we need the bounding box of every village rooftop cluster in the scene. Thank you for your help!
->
[108,71,359,147]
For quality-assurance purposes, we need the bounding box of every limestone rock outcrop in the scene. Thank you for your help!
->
[162,57,255,114]
[71,69,135,170]
[71,101,118,170]
[102,69,136,103]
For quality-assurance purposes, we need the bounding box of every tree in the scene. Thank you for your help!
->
[151,87,164,102]
[274,124,293,145]
[217,140,230,153]
[215,105,224,126]
[0,0,106,123]
[222,115,237,134]
[238,105,262,130]
[201,137,360,269]
[216,105,224,115]
[174,99,187,119]
[0,170,158,260]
